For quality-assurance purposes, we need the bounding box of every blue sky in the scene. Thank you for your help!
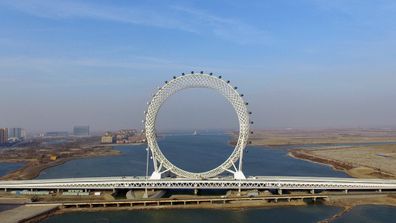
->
[1,0,396,132]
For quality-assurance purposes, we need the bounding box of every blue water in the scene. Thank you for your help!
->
[37,134,348,179]
[42,205,341,223]
[30,134,396,222]
[0,162,24,177]
[334,205,396,223]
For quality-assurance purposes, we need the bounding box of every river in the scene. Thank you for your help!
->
[0,162,24,177]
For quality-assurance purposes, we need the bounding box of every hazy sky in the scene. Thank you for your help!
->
[1,0,396,132]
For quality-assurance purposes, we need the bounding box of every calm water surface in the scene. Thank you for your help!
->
[0,162,24,177]
[26,134,396,222]
[42,206,341,223]
[334,205,396,223]
[37,134,348,179]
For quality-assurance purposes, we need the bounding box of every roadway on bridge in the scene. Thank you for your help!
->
[1,176,396,191]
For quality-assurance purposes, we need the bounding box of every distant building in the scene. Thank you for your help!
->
[73,125,90,137]
[101,132,114,144]
[0,128,8,145]
[45,131,69,137]
[101,129,141,144]
[8,128,26,140]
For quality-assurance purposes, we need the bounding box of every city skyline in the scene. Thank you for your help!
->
[1,0,396,131]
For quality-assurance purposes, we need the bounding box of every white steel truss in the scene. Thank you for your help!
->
[2,176,396,191]
[144,73,251,179]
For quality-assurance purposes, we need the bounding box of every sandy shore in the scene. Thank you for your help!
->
[289,144,396,179]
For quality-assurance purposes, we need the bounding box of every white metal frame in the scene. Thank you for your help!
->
[144,73,251,179]
[2,176,396,190]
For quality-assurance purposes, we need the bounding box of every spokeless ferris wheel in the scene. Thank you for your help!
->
[144,72,253,180]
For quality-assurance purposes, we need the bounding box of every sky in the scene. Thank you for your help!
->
[0,0,396,133]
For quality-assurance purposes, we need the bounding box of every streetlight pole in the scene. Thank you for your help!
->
[144,147,149,198]
[145,147,150,179]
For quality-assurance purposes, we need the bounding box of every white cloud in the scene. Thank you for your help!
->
[1,0,269,44]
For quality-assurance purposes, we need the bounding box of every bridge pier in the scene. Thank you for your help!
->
[310,189,315,194]
[143,189,149,198]
[194,189,198,195]
[344,189,348,194]
[277,189,282,195]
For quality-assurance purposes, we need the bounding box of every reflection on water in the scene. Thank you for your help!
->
[42,205,341,223]
[37,134,349,179]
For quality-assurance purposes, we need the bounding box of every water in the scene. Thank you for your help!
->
[0,204,19,212]
[0,162,24,177]
[42,206,341,223]
[32,134,396,222]
[334,205,396,223]
[37,134,348,179]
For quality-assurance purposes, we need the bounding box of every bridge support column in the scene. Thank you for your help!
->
[277,189,282,195]
[194,189,198,195]
[378,189,382,193]
[143,188,148,199]
[310,189,315,194]
[344,189,348,194]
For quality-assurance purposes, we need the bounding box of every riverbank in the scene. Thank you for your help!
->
[320,194,396,222]
[25,196,313,223]
[0,204,59,223]
[289,144,396,179]
[17,193,396,223]
[0,148,121,180]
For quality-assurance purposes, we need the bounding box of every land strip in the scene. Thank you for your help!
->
[0,137,121,180]
[290,144,396,179]
[246,129,396,146]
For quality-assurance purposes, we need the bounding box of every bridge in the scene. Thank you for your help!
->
[1,176,396,193]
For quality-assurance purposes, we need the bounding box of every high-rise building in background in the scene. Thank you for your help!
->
[0,128,8,145]
[8,128,26,140]
[73,125,90,137]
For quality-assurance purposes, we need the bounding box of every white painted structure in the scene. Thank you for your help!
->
[1,176,396,191]
[144,73,251,179]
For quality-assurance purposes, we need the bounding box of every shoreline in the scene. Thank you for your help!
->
[25,199,312,223]
[0,150,121,181]
[288,149,396,179]
[20,197,396,223]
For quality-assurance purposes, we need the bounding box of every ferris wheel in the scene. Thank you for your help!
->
[144,72,252,179]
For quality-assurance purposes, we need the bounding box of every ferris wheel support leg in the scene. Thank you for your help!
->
[234,170,246,180]
[150,171,162,180]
